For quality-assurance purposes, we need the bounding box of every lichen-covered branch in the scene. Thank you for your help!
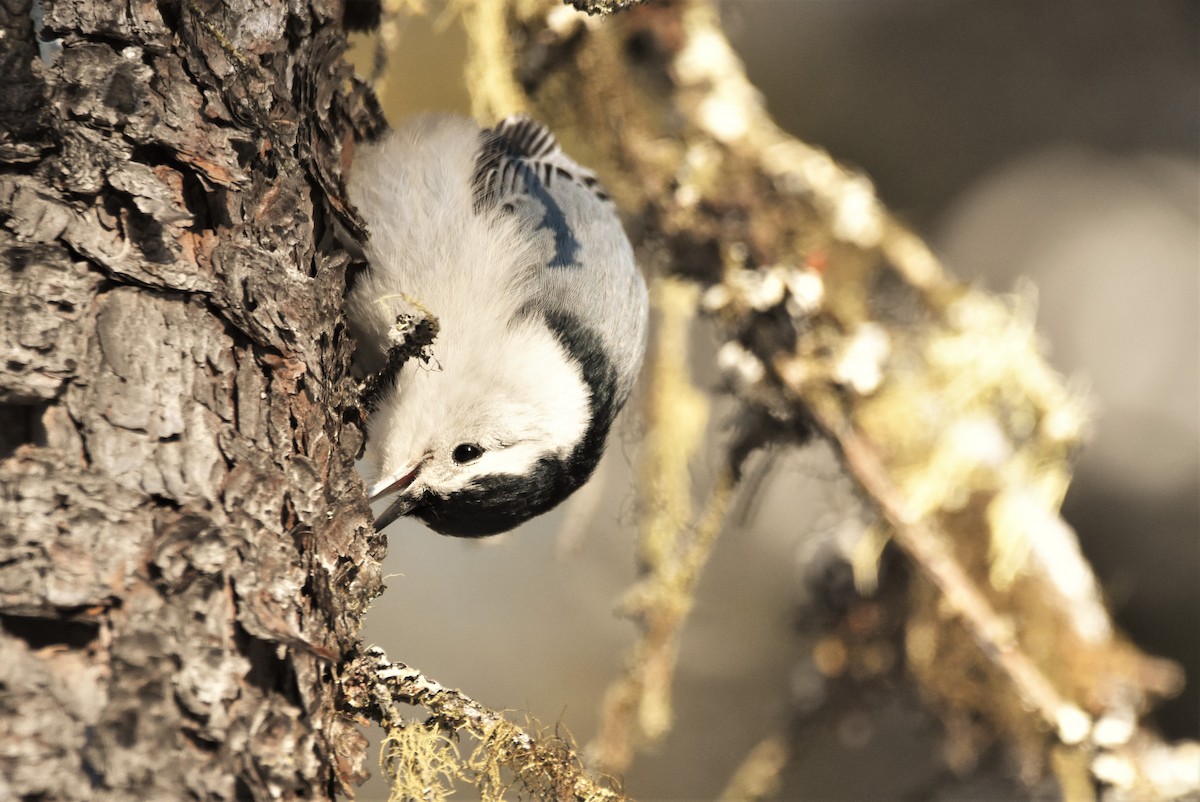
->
[565,0,648,16]
[445,0,1198,797]
[341,647,626,801]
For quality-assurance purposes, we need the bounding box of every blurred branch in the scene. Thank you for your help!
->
[341,647,625,801]
[587,279,737,774]
[448,0,1198,797]
[827,418,1089,741]
[717,733,790,802]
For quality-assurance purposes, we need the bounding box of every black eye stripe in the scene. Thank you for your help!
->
[452,443,484,464]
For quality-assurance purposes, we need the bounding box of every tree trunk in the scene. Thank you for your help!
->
[0,0,384,799]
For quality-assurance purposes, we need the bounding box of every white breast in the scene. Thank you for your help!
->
[345,115,592,485]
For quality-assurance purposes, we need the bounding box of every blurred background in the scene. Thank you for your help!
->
[354,2,1198,798]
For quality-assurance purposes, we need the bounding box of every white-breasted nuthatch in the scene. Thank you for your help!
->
[346,114,649,537]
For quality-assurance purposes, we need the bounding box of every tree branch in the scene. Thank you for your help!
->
[341,647,626,801]
[588,280,738,774]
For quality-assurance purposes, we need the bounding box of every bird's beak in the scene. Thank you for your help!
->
[368,458,426,531]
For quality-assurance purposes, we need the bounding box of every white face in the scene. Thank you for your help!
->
[365,316,591,522]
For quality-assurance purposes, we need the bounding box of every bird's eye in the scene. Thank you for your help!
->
[452,443,484,464]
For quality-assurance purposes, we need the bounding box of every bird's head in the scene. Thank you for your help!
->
[365,314,612,537]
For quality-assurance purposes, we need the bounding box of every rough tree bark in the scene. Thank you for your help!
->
[0,0,384,799]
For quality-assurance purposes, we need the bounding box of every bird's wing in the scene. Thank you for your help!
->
[472,115,648,409]
[473,115,612,268]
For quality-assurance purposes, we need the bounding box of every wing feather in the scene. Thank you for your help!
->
[472,115,648,415]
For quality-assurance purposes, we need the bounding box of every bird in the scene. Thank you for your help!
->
[345,113,648,537]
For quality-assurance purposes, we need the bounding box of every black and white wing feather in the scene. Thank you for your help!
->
[472,116,648,417]
[474,116,611,210]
